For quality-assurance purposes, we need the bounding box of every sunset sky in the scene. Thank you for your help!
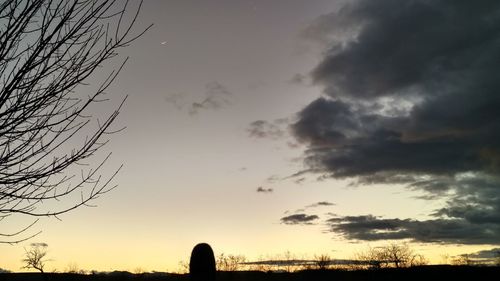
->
[2,0,500,272]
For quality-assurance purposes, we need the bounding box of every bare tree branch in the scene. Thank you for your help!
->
[21,242,49,273]
[0,0,151,243]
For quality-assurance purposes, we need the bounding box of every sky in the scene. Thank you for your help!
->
[2,0,500,272]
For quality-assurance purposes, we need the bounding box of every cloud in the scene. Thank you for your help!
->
[294,177,305,185]
[455,247,500,264]
[467,248,500,259]
[164,92,186,109]
[289,73,308,85]
[164,82,233,115]
[306,201,335,208]
[327,215,500,244]
[189,82,232,115]
[290,0,500,245]
[265,175,281,184]
[324,174,500,244]
[247,118,289,140]
[431,174,500,224]
[280,213,319,225]
[256,187,273,193]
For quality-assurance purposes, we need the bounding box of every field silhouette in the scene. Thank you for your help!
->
[3,266,500,281]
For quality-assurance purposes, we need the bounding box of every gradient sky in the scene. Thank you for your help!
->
[2,0,500,272]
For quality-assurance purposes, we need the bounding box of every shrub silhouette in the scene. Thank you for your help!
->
[190,243,216,281]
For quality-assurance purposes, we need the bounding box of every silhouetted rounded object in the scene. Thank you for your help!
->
[190,243,216,281]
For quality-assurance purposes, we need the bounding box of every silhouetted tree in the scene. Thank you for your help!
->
[281,250,295,273]
[356,243,427,269]
[0,0,150,244]
[452,254,474,266]
[190,243,216,281]
[65,262,84,274]
[177,260,189,274]
[216,253,246,271]
[314,254,331,270]
[21,242,49,273]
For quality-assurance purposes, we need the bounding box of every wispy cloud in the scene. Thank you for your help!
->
[306,201,335,208]
[247,118,289,140]
[164,81,233,115]
[164,92,185,110]
[289,73,308,85]
[281,213,319,225]
[265,175,281,184]
[256,186,273,193]
[189,82,232,115]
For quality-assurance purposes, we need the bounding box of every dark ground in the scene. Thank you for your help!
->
[2,266,500,281]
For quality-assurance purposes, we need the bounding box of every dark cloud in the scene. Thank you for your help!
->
[327,215,500,244]
[467,248,500,259]
[431,175,500,225]
[280,213,319,225]
[306,201,335,208]
[325,174,500,244]
[256,186,273,193]
[248,118,289,140]
[293,97,495,178]
[291,0,500,245]
[310,0,500,101]
[189,82,232,115]
[453,248,500,264]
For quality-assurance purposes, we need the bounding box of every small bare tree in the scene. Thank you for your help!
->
[314,254,331,270]
[21,242,49,273]
[216,253,247,271]
[0,0,151,244]
[281,250,295,273]
[177,260,189,274]
[452,254,474,266]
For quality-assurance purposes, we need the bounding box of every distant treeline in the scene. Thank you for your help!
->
[3,266,500,281]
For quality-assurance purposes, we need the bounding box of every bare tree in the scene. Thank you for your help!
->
[379,243,413,268]
[65,262,80,274]
[281,250,295,273]
[355,246,384,269]
[356,243,427,269]
[21,242,49,273]
[0,0,150,244]
[452,254,474,266]
[216,253,247,271]
[313,254,331,270]
[177,260,189,274]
